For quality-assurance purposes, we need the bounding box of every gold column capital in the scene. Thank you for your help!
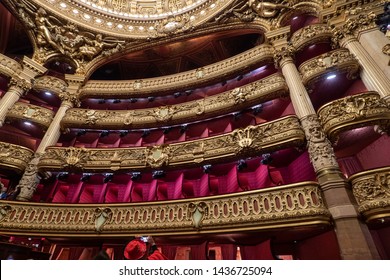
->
[332,12,377,47]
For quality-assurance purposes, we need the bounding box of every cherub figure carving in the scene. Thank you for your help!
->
[249,0,292,18]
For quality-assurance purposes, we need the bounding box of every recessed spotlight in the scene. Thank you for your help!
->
[24,121,32,126]
[327,74,337,80]
[44,91,52,96]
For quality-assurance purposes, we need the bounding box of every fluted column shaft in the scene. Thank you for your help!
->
[0,83,27,126]
[277,52,380,259]
[359,28,390,78]
[36,101,73,154]
[16,96,76,202]
[340,36,390,99]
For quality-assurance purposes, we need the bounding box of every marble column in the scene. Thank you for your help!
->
[0,79,30,127]
[333,13,390,104]
[273,44,380,259]
[16,93,78,201]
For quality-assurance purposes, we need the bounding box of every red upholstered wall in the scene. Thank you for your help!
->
[295,231,341,260]
[357,135,390,170]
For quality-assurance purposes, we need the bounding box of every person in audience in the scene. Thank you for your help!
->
[0,182,7,199]
[124,236,168,260]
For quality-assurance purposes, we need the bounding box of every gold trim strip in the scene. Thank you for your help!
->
[33,76,68,97]
[0,181,331,237]
[39,115,305,172]
[62,73,288,129]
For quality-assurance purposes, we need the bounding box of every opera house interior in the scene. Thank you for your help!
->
[0,0,390,260]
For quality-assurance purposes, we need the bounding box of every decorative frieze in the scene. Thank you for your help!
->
[350,166,390,222]
[32,76,68,97]
[62,74,288,129]
[0,54,22,79]
[7,102,54,129]
[79,44,275,98]
[299,48,359,86]
[332,12,377,47]
[290,24,333,51]
[0,182,330,236]
[318,92,390,142]
[300,115,339,173]
[40,116,305,172]
[0,141,34,173]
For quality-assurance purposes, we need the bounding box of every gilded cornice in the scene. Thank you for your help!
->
[0,142,35,173]
[331,12,378,47]
[6,102,55,129]
[298,48,359,87]
[79,44,275,98]
[62,73,288,129]
[318,91,390,142]
[0,54,23,79]
[349,166,390,222]
[321,0,385,24]
[0,181,331,236]
[23,0,234,39]
[39,116,305,172]
[33,76,68,97]
[290,24,332,51]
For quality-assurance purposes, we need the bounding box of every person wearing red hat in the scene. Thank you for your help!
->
[124,236,168,260]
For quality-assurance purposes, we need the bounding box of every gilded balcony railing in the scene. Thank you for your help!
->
[0,54,22,79]
[291,24,333,51]
[79,44,275,98]
[32,75,68,97]
[318,92,390,142]
[62,73,288,129]
[299,48,359,87]
[39,116,305,172]
[7,102,55,129]
[0,141,34,173]
[349,166,390,223]
[0,181,330,237]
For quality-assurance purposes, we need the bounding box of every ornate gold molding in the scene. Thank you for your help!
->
[318,92,390,142]
[0,181,330,236]
[331,12,377,47]
[39,116,305,172]
[0,142,34,173]
[349,166,390,222]
[300,114,338,174]
[6,102,55,129]
[79,44,275,98]
[298,48,359,87]
[290,24,333,51]
[62,73,288,129]
[0,54,23,79]
[33,75,68,97]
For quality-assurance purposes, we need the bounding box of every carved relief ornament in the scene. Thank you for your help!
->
[332,12,377,47]
[300,115,338,172]
[16,153,42,202]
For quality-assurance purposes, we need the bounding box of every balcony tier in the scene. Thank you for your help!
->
[299,48,359,87]
[318,92,390,142]
[39,116,305,172]
[0,181,330,237]
[79,44,275,98]
[291,24,333,51]
[7,102,55,129]
[61,74,288,129]
[0,141,34,173]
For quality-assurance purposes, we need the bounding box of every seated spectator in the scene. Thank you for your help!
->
[124,236,168,260]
